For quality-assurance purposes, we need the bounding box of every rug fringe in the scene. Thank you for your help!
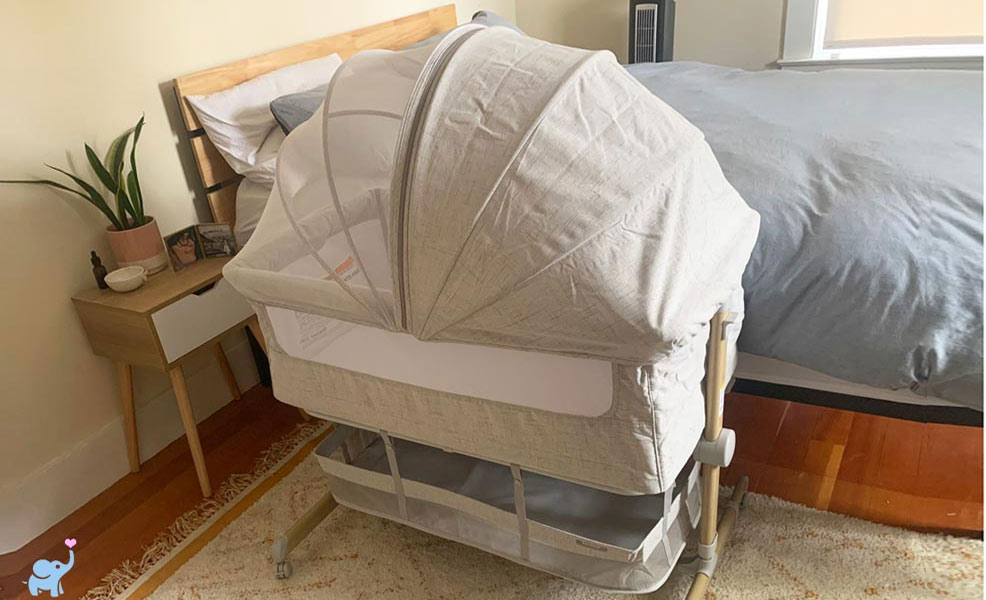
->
[80,419,327,600]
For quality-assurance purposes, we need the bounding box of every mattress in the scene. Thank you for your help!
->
[734,353,966,408]
[630,62,983,408]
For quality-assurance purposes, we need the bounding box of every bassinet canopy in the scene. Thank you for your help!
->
[225,25,760,363]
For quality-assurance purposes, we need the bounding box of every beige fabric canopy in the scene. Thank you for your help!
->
[225,25,759,364]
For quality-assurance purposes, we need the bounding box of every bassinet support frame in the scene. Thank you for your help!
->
[686,310,749,599]
[269,311,749,597]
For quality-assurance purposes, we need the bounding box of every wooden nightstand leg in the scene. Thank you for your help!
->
[247,317,310,422]
[117,362,140,473]
[168,364,212,497]
[214,343,241,400]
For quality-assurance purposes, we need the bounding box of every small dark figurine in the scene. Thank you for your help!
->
[91,250,109,289]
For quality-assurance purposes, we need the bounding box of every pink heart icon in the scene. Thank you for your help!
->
[64,538,77,549]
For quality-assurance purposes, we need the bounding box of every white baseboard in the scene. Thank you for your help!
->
[0,332,260,554]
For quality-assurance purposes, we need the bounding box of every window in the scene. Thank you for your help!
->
[781,0,984,68]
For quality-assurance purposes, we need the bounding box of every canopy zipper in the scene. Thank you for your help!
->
[393,27,481,332]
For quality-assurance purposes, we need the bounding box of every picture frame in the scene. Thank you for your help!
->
[195,223,238,258]
[163,225,204,271]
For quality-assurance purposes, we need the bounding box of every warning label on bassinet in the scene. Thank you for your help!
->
[334,255,362,284]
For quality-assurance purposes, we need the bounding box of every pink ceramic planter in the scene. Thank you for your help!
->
[105,216,168,274]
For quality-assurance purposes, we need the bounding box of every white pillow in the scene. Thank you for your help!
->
[186,53,342,182]
[247,126,285,185]
[233,178,274,246]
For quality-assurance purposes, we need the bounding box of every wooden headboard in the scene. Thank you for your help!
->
[173,4,457,227]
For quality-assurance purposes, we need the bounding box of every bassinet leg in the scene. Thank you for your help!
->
[271,489,338,579]
[684,311,748,600]
[685,476,748,599]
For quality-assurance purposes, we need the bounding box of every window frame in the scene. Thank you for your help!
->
[780,0,984,70]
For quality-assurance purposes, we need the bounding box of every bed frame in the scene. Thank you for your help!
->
[172,4,457,229]
[733,355,982,427]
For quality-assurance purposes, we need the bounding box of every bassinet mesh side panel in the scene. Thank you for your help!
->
[259,314,617,416]
[227,40,446,330]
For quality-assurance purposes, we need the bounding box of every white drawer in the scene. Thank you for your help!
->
[151,278,254,363]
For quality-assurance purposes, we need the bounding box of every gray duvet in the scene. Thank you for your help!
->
[628,62,983,408]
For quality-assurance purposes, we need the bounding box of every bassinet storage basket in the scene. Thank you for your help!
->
[316,425,702,593]
[224,23,759,597]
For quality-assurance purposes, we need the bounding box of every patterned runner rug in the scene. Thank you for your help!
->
[98,442,981,600]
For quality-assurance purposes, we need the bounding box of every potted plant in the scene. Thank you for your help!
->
[2,116,168,273]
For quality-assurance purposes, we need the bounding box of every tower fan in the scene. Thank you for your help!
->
[629,0,674,63]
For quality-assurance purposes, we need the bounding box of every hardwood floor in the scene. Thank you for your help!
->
[721,393,983,535]
[0,385,308,600]
[0,388,980,600]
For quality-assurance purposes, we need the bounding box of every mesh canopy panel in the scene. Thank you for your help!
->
[226,25,759,363]
[228,38,444,329]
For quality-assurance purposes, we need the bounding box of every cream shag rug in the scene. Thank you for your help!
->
[135,454,982,600]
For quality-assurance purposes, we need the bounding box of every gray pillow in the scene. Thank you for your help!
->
[270,12,525,134]
[472,10,525,33]
[270,84,327,134]
[408,10,525,48]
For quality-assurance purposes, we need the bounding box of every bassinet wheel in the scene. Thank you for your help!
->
[275,560,293,580]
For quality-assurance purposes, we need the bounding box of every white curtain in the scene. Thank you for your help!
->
[823,0,983,49]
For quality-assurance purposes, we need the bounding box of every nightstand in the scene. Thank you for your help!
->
[72,257,260,497]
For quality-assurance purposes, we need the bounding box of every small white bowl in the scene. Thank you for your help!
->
[105,266,148,293]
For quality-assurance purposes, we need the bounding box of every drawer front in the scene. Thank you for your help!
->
[151,278,253,363]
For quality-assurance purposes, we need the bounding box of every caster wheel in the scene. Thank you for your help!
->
[275,560,293,580]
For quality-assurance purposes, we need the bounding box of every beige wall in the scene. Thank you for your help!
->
[0,0,513,553]
[516,0,629,60]
[516,0,785,70]
[675,0,785,69]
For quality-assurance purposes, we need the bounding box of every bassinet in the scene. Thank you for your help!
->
[224,24,760,597]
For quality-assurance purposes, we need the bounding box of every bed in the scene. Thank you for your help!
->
[627,61,983,426]
[175,12,982,427]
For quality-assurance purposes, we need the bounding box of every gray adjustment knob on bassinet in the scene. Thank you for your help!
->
[693,428,736,468]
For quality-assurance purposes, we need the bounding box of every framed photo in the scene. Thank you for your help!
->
[195,223,238,258]
[164,225,203,271]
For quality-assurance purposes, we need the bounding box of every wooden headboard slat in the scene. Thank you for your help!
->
[190,134,239,188]
[207,184,240,226]
[173,4,457,225]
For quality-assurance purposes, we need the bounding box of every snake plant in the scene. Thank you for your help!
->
[2,116,147,231]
